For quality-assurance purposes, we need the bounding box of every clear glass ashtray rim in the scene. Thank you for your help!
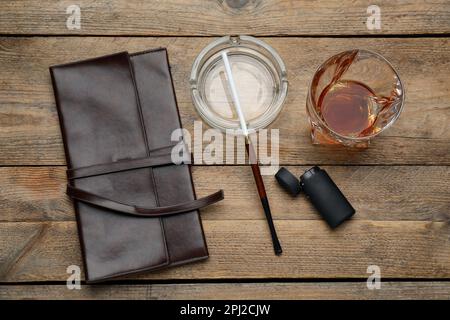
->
[190,35,289,132]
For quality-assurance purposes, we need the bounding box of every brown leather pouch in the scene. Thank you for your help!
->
[50,49,223,283]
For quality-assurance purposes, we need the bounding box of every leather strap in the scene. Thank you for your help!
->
[67,144,190,180]
[66,184,224,217]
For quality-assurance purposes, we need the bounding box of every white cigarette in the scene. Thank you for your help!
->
[221,51,249,137]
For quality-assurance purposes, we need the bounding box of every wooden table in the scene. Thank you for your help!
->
[0,0,449,300]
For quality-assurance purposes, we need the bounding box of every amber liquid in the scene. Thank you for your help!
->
[314,50,398,139]
[318,80,377,137]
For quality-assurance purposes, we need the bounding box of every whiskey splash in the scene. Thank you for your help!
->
[313,50,400,139]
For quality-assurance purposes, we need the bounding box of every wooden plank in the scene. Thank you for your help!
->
[0,166,449,223]
[0,37,449,165]
[1,1,449,36]
[0,220,449,282]
[1,282,450,300]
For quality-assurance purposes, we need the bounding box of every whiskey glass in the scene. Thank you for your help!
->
[306,49,405,147]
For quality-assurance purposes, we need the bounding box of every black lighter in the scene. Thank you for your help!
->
[275,166,355,228]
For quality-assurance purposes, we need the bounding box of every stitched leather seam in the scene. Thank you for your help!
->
[128,53,170,264]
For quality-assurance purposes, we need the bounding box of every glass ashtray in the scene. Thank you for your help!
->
[190,35,288,132]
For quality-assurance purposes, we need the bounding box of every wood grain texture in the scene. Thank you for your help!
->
[0,220,449,282]
[0,166,449,223]
[0,1,449,36]
[0,0,448,300]
[1,282,450,300]
[0,37,449,165]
